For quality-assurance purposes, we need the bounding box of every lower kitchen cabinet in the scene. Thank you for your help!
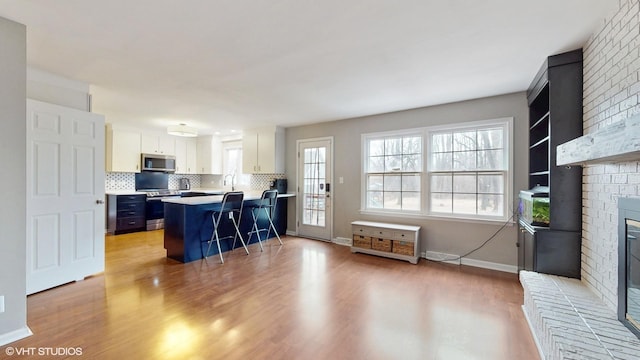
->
[107,194,146,235]
[517,220,581,278]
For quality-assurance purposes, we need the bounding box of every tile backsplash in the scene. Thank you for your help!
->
[105,172,136,190]
[251,173,286,190]
[105,172,285,191]
[168,174,202,190]
[105,173,201,191]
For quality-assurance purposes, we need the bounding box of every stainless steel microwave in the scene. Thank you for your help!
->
[141,153,176,173]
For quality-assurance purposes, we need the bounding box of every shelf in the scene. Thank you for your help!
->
[530,112,550,130]
[530,136,550,149]
[529,171,550,176]
[525,48,582,233]
[351,221,420,264]
[557,112,640,166]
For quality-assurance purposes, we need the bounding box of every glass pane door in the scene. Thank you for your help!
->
[298,139,332,240]
[303,146,326,226]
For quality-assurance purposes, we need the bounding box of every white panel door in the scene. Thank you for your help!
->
[26,99,105,295]
[297,138,333,241]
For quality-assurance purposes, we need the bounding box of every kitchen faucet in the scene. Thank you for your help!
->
[224,174,236,191]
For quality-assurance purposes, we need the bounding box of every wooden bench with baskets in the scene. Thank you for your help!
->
[351,221,420,264]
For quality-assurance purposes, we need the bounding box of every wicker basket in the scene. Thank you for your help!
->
[352,235,371,249]
[392,240,414,256]
[371,237,392,252]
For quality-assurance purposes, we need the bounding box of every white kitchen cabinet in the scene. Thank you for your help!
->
[106,124,142,172]
[142,133,175,155]
[186,139,197,174]
[196,135,222,174]
[242,126,284,174]
[175,137,198,174]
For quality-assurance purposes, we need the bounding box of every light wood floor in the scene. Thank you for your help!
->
[5,231,538,359]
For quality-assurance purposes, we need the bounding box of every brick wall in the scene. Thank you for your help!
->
[582,0,640,311]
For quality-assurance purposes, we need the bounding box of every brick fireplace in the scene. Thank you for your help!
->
[519,1,640,357]
[618,198,640,339]
[581,0,640,313]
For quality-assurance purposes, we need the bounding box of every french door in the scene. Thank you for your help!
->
[297,138,333,241]
[26,99,105,295]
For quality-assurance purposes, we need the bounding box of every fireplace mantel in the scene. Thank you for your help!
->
[557,113,640,166]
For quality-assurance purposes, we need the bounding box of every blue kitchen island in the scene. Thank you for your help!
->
[162,192,294,263]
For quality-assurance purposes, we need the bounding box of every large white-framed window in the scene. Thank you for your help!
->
[222,140,250,188]
[361,117,512,222]
[362,130,423,213]
[426,118,511,221]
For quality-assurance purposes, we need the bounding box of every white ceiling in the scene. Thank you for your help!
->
[0,0,618,135]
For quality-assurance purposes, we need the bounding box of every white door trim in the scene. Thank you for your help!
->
[296,136,334,241]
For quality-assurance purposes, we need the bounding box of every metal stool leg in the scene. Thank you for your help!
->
[263,207,283,245]
[231,215,249,255]
[252,208,264,251]
[206,212,225,264]
[246,207,266,251]
[214,229,224,263]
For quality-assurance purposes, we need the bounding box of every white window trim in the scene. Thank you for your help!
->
[222,140,250,187]
[359,117,514,223]
[360,127,424,213]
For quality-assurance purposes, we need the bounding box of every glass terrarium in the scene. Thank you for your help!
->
[519,186,550,226]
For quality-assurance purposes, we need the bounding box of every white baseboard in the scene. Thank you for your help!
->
[285,230,297,236]
[422,251,518,274]
[423,251,461,265]
[0,326,33,347]
[461,258,518,274]
[332,237,352,246]
[521,305,546,360]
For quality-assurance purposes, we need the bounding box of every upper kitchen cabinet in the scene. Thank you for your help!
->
[141,133,175,155]
[175,137,198,174]
[242,126,285,174]
[196,135,222,174]
[106,124,142,172]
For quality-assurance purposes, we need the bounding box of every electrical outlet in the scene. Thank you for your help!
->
[0,295,5,313]
[339,177,344,184]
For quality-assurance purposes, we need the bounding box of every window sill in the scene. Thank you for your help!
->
[358,209,515,226]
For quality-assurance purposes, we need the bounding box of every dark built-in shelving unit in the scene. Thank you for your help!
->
[517,49,583,279]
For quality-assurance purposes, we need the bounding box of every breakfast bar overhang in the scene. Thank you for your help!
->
[162,192,295,263]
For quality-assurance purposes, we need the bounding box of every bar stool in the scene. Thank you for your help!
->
[205,191,249,263]
[247,189,283,251]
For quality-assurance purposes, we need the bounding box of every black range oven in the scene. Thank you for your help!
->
[135,172,180,230]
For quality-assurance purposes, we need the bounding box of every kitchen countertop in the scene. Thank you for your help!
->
[162,192,295,205]
[105,188,225,196]
[179,188,225,195]
[106,190,146,195]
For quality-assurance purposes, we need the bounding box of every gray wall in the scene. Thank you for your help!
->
[26,68,91,112]
[285,92,528,267]
[0,17,27,340]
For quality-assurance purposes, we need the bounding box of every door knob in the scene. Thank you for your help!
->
[96,199,105,204]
